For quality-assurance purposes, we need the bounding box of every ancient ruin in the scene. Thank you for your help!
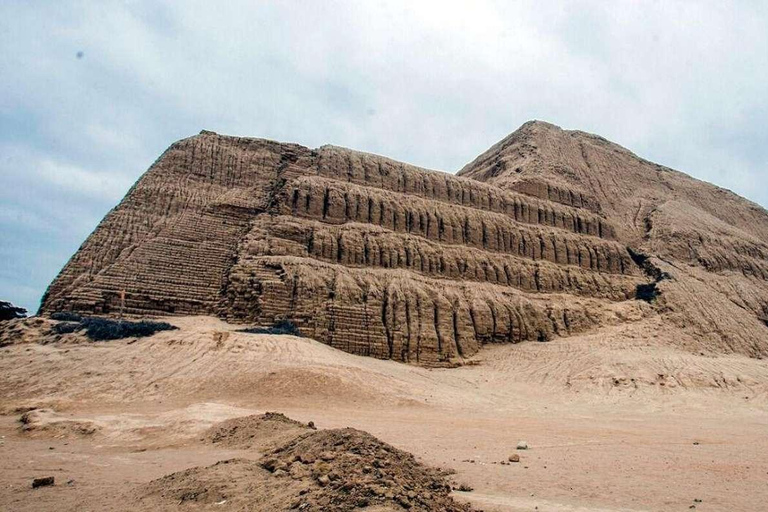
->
[41,121,768,365]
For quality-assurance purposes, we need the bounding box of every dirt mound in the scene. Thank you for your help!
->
[0,317,53,346]
[139,419,472,511]
[260,427,472,511]
[137,458,300,510]
[19,408,99,438]
[0,317,91,347]
[202,412,312,450]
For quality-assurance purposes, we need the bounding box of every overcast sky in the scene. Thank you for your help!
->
[1,1,767,314]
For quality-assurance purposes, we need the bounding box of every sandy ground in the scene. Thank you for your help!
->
[1,316,767,511]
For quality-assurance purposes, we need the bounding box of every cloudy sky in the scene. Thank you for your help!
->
[1,1,767,314]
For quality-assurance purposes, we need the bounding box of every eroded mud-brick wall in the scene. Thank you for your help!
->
[43,121,768,363]
[43,129,646,365]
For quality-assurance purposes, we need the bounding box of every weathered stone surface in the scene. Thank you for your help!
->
[460,121,768,357]
[41,121,768,363]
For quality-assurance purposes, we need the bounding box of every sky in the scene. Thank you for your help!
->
[1,1,767,314]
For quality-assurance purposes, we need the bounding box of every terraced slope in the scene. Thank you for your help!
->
[460,121,768,357]
[41,122,768,364]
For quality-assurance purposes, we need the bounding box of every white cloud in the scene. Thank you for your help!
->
[35,158,132,200]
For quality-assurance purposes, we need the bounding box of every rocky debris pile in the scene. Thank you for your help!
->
[140,416,474,511]
[261,427,473,511]
[203,412,313,451]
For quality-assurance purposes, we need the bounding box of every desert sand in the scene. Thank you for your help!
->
[1,315,767,511]
[6,120,768,510]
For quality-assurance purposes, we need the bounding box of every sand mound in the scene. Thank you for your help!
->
[202,412,312,450]
[137,458,300,509]
[139,417,473,511]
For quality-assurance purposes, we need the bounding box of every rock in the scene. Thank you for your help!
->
[289,462,308,479]
[397,495,412,508]
[32,476,54,488]
[317,475,330,486]
[516,441,528,450]
[508,454,520,462]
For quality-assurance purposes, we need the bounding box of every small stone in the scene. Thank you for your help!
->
[307,421,316,429]
[32,476,54,488]
[508,454,520,463]
[262,458,279,471]
[317,475,330,486]
[289,462,308,479]
[273,469,287,477]
[319,451,336,461]
[397,495,412,508]
[517,441,528,450]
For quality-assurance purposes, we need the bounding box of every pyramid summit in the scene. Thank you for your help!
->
[41,122,768,364]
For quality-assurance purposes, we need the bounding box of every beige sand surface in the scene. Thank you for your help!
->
[1,316,767,511]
